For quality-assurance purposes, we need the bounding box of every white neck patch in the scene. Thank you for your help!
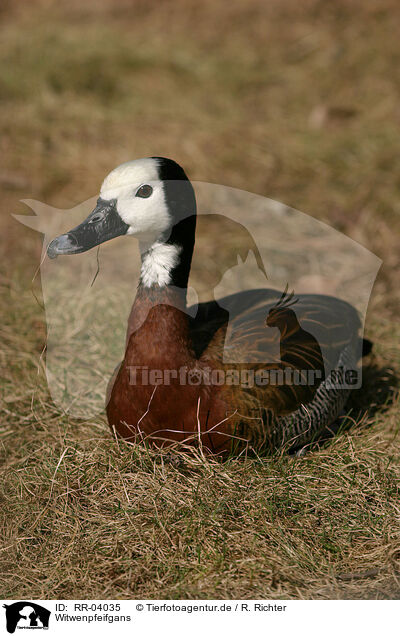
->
[140,242,181,287]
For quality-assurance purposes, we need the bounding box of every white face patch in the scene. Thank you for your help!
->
[140,242,181,287]
[100,158,171,243]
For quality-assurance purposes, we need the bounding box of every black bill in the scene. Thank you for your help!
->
[47,198,129,259]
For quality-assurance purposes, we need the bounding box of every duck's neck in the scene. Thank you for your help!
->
[126,214,196,349]
[128,165,197,352]
[140,226,194,291]
[139,170,197,291]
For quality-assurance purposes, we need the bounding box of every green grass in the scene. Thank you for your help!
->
[0,0,399,599]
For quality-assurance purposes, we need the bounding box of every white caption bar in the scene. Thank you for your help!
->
[1,599,398,636]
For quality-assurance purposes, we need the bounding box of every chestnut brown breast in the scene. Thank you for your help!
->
[106,288,234,454]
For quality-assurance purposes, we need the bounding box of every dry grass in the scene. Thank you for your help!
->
[0,0,399,599]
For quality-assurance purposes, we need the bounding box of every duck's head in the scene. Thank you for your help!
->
[47,157,196,260]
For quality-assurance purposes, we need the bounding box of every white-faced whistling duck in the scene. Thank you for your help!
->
[47,158,371,456]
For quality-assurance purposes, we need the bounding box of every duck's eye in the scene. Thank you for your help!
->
[136,184,153,198]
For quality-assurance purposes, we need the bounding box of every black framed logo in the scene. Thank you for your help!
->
[3,603,51,634]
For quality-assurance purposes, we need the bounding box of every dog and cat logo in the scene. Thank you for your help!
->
[3,603,50,633]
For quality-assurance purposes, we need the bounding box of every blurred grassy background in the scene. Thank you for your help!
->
[0,0,399,599]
